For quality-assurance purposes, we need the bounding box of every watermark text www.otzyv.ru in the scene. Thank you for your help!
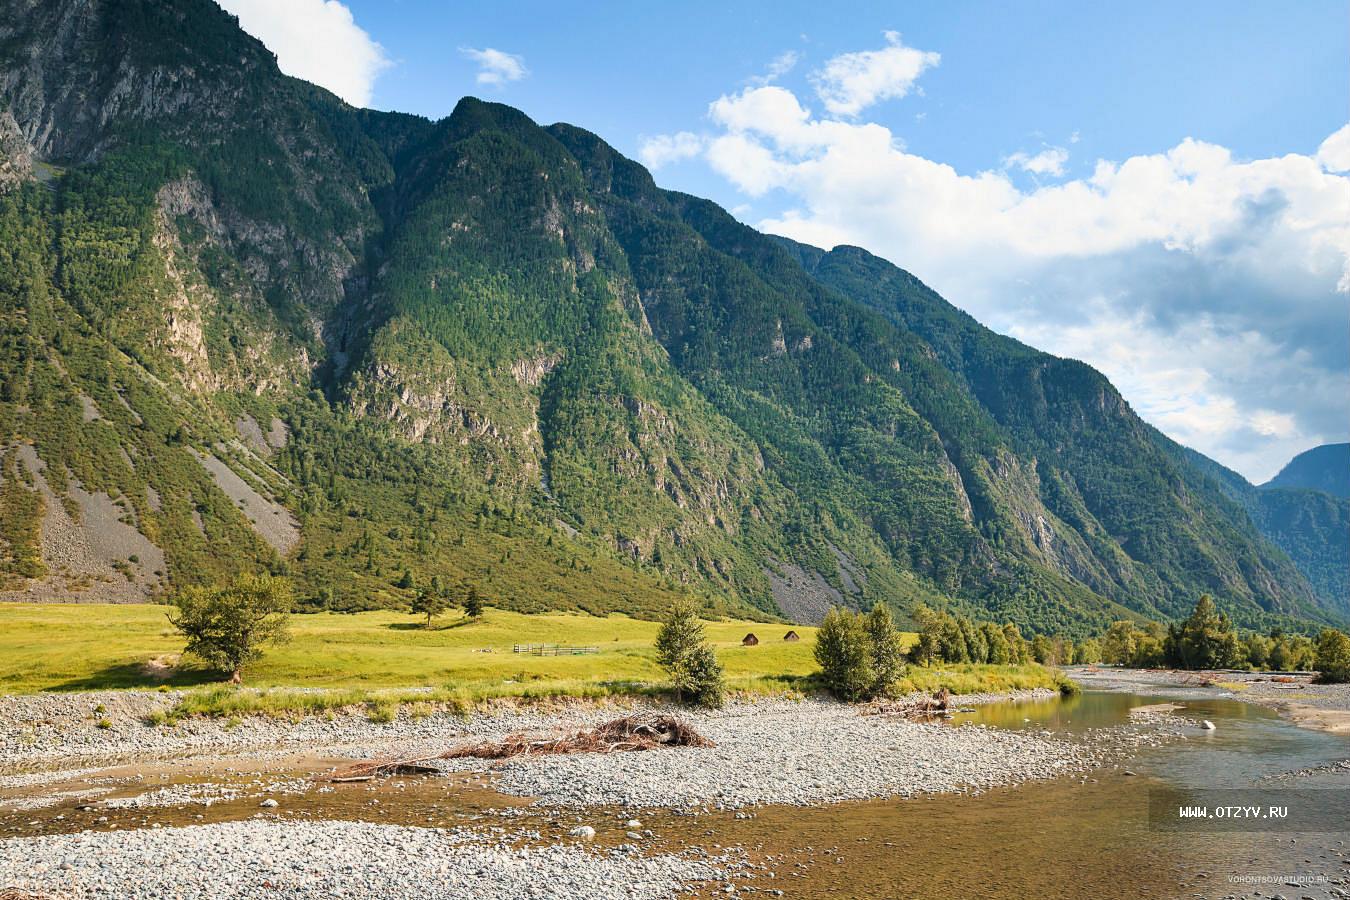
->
[1176,804,1288,820]
[1148,788,1350,832]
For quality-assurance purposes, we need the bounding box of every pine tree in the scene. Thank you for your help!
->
[411,586,449,627]
[654,602,725,707]
[464,586,485,618]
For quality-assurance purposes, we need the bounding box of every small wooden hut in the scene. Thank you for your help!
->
[741,633,759,646]
[783,630,800,642]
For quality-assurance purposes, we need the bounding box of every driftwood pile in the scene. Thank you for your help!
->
[328,714,713,782]
[863,688,953,719]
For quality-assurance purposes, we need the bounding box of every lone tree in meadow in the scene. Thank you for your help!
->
[411,576,451,628]
[654,602,725,708]
[169,574,292,683]
[464,585,485,618]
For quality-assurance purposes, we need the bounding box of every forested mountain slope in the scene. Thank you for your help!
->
[1263,444,1350,498]
[1182,447,1349,619]
[0,0,1338,634]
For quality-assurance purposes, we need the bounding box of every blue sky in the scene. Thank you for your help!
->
[219,0,1349,481]
[346,0,1345,212]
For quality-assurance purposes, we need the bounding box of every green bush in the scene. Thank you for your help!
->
[814,604,906,703]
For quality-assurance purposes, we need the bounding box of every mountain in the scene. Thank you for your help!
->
[1263,444,1350,498]
[1182,448,1349,619]
[0,0,1340,634]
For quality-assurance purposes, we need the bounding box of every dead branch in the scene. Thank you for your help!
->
[327,714,712,781]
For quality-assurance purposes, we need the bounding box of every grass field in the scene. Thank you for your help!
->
[0,603,1069,718]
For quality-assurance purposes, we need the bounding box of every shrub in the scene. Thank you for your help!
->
[366,697,399,723]
[1315,629,1350,684]
[814,607,874,702]
[654,602,725,708]
[168,574,292,683]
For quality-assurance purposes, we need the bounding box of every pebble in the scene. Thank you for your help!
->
[451,699,1103,809]
[0,820,729,899]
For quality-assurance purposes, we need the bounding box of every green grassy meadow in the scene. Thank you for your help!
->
[0,603,1069,717]
[0,603,833,696]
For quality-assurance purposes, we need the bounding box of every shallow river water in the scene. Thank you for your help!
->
[4,687,1349,899]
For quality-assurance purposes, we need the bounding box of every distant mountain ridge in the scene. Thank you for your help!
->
[1183,447,1349,619]
[1263,443,1350,498]
[0,0,1341,634]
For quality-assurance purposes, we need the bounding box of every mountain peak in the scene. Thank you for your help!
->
[1263,443,1350,498]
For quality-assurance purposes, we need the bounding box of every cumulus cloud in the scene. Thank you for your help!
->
[811,32,940,117]
[216,0,390,107]
[1320,123,1350,173]
[639,132,704,169]
[461,47,529,87]
[1005,146,1069,177]
[643,56,1350,480]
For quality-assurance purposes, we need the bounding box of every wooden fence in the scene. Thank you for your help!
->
[512,643,599,656]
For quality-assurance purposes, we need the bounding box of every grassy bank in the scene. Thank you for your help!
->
[0,603,1071,719]
[0,603,831,696]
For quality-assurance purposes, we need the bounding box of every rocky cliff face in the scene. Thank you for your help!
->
[0,0,1338,632]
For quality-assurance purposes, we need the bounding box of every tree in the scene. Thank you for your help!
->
[865,602,905,698]
[411,581,450,627]
[982,621,1011,664]
[1101,621,1139,666]
[464,585,485,618]
[1002,623,1030,664]
[1030,634,1058,666]
[814,607,873,702]
[1315,629,1350,684]
[910,604,941,666]
[654,602,725,707]
[169,574,292,683]
[1074,638,1102,664]
[1165,595,1239,669]
[1243,633,1271,670]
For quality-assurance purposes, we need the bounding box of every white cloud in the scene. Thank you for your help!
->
[1005,146,1069,177]
[639,132,704,170]
[1319,123,1350,173]
[461,47,529,87]
[811,32,939,117]
[751,50,801,86]
[647,71,1350,479]
[216,0,390,107]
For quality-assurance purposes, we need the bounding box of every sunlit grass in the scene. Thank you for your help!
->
[0,602,1070,719]
[0,603,832,696]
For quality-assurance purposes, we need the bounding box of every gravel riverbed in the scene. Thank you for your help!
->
[0,688,1148,898]
[450,698,1100,808]
[0,819,738,899]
